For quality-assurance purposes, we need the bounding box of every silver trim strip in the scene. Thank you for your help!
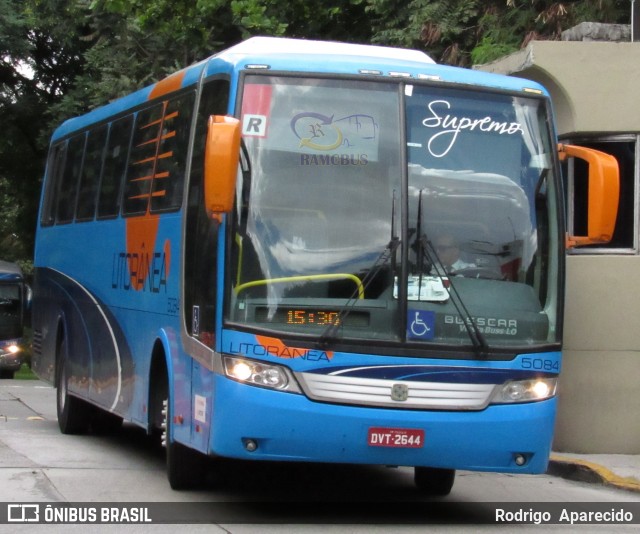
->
[298,372,497,410]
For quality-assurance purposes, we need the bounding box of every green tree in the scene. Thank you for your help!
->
[365,0,631,66]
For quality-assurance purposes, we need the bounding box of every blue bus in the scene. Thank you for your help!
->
[0,261,29,379]
[32,37,619,493]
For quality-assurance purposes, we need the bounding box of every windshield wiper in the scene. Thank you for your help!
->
[318,236,400,349]
[318,191,400,348]
[413,190,489,357]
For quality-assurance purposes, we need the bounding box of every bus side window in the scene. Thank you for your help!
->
[124,104,165,215]
[56,134,86,224]
[76,125,108,221]
[150,91,196,212]
[41,143,67,226]
[98,115,133,219]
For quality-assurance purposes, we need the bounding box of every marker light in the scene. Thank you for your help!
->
[492,378,557,404]
[223,356,299,392]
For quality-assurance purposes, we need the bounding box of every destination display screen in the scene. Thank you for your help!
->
[254,307,369,328]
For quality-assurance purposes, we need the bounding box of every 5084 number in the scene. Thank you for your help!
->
[521,357,560,372]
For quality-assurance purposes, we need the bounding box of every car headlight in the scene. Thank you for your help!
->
[223,356,300,393]
[491,377,557,404]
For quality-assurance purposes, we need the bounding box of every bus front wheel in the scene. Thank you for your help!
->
[414,467,455,496]
[163,396,208,490]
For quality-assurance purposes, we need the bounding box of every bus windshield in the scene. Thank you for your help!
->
[228,75,560,350]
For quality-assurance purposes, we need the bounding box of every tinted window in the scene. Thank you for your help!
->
[76,125,108,221]
[98,115,133,218]
[41,143,67,226]
[150,92,195,212]
[124,104,164,215]
[56,134,85,223]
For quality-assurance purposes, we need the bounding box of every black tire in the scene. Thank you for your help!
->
[56,337,91,435]
[414,467,455,496]
[0,370,15,379]
[163,385,207,490]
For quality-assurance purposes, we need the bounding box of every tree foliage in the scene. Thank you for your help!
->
[0,0,634,263]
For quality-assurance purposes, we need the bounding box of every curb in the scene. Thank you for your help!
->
[548,454,640,494]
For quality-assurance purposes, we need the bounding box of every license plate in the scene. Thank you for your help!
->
[367,427,425,448]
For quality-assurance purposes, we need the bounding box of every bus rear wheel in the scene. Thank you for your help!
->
[414,467,455,496]
[56,338,91,434]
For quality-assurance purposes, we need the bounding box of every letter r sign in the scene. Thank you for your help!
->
[242,114,268,137]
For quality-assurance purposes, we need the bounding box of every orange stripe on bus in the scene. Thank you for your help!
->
[131,175,154,182]
[132,156,156,166]
[148,71,186,100]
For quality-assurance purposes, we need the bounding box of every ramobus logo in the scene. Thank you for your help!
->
[300,153,369,166]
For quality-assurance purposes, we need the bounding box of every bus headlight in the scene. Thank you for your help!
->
[1,344,20,356]
[491,377,557,404]
[223,356,300,392]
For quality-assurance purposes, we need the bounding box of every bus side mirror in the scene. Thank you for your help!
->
[558,143,620,248]
[204,115,241,219]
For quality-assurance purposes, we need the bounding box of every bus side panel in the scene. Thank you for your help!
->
[187,360,214,454]
[31,268,60,384]
[32,267,135,416]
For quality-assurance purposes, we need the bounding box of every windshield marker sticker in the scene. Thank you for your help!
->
[407,310,435,340]
[241,84,272,137]
[242,114,268,137]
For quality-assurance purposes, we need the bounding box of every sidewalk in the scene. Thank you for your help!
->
[548,452,640,493]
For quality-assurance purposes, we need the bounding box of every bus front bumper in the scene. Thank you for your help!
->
[209,375,556,474]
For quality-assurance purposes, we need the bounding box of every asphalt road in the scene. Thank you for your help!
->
[0,379,638,533]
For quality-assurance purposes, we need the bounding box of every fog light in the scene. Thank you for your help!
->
[514,454,527,466]
[244,439,258,452]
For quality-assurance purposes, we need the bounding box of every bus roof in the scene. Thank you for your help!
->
[217,36,435,64]
[51,37,549,141]
[0,261,23,282]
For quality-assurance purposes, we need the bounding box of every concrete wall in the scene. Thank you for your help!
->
[479,41,640,135]
[556,255,640,453]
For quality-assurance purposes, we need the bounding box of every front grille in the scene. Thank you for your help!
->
[298,372,497,410]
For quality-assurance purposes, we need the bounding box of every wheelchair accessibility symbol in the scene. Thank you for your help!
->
[407,309,435,340]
